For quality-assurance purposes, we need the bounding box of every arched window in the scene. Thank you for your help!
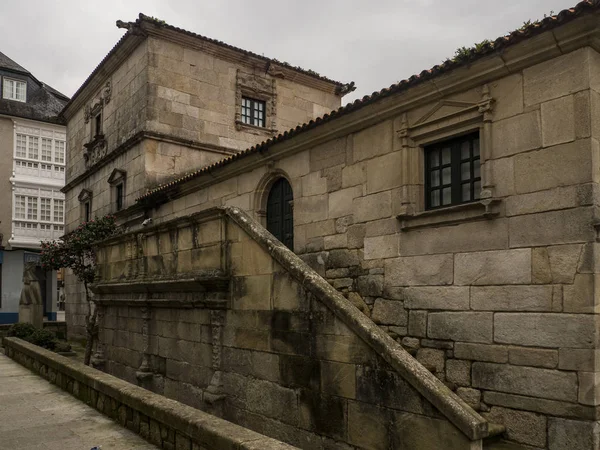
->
[266,178,293,250]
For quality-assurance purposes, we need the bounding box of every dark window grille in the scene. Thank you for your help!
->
[241,97,266,127]
[116,183,124,211]
[425,133,481,210]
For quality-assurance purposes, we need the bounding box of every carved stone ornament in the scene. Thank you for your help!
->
[83,135,108,168]
[84,104,91,124]
[84,81,112,123]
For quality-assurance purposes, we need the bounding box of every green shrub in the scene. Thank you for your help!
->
[7,323,37,339]
[25,329,57,350]
[54,341,72,353]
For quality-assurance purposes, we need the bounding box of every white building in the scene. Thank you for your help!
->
[0,51,68,324]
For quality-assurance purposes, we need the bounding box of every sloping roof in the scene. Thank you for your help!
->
[137,0,600,203]
[61,13,351,116]
[0,51,69,123]
[0,51,29,74]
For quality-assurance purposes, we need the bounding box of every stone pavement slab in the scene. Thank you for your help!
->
[0,353,158,450]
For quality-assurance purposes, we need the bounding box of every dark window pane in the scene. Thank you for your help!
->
[473,138,480,157]
[442,167,451,185]
[430,190,440,207]
[461,141,470,160]
[474,161,480,179]
[461,162,471,181]
[442,147,451,165]
[429,150,439,168]
[462,183,471,202]
[442,187,451,205]
[430,171,440,187]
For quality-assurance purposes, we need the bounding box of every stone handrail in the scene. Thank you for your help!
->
[223,206,493,441]
[3,337,298,450]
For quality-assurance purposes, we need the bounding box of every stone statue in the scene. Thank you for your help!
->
[19,262,43,328]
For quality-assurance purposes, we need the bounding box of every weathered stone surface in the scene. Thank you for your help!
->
[328,186,363,219]
[483,391,595,421]
[472,362,578,402]
[391,412,473,450]
[352,120,393,162]
[416,348,445,374]
[558,348,600,371]
[523,48,590,106]
[400,219,509,256]
[371,299,407,326]
[454,343,508,363]
[563,274,596,313]
[428,312,493,343]
[246,378,299,425]
[404,287,469,310]
[548,418,599,450]
[578,372,600,406]
[347,401,390,450]
[483,406,547,448]
[508,347,558,369]
[356,366,423,414]
[494,313,596,348]
[327,249,359,269]
[408,310,427,338]
[342,162,366,188]
[323,233,347,250]
[352,191,391,223]
[492,110,541,158]
[320,361,356,399]
[294,194,328,225]
[346,224,366,249]
[366,152,402,194]
[506,184,593,218]
[384,255,453,286]
[542,94,575,147]
[509,207,595,247]
[456,387,480,410]
[363,235,398,260]
[357,275,383,297]
[471,285,553,311]
[454,249,531,285]
[346,292,370,317]
[446,359,471,387]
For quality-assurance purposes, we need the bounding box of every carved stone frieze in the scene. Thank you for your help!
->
[84,81,112,123]
[83,135,108,168]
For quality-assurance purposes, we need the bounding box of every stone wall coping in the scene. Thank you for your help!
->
[3,337,299,450]
[223,206,493,441]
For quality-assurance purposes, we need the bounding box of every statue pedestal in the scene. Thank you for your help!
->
[19,304,44,329]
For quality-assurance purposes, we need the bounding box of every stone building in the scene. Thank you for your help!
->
[69,2,600,450]
[0,51,68,323]
[61,14,352,337]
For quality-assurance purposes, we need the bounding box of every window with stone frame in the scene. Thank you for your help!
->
[78,189,93,223]
[235,70,277,134]
[424,132,481,210]
[107,169,126,213]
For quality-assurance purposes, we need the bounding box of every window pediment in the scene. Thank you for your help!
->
[108,168,127,185]
[78,189,93,202]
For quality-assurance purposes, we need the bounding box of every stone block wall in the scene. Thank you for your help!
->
[92,208,492,449]
[141,46,600,449]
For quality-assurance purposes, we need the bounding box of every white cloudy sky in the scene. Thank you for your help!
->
[1,0,574,103]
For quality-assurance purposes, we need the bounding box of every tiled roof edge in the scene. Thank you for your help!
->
[136,0,600,203]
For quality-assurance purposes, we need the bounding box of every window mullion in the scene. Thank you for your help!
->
[451,142,461,205]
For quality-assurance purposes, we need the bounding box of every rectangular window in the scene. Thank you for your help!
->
[40,198,51,221]
[116,183,124,211]
[53,199,64,223]
[27,196,38,220]
[16,134,27,158]
[3,78,26,102]
[41,138,52,161]
[93,113,102,137]
[27,136,38,160]
[241,97,266,127]
[54,141,65,163]
[425,133,481,210]
[84,201,91,223]
[14,195,26,219]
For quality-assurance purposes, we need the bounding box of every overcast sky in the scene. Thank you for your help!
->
[1,0,574,104]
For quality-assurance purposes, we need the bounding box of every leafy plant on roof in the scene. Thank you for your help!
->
[41,214,118,366]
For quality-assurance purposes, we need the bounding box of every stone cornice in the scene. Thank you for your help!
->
[62,130,237,193]
[139,14,600,204]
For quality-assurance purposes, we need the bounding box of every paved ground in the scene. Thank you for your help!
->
[0,353,158,450]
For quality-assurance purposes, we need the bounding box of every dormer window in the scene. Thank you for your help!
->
[3,77,26,102]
